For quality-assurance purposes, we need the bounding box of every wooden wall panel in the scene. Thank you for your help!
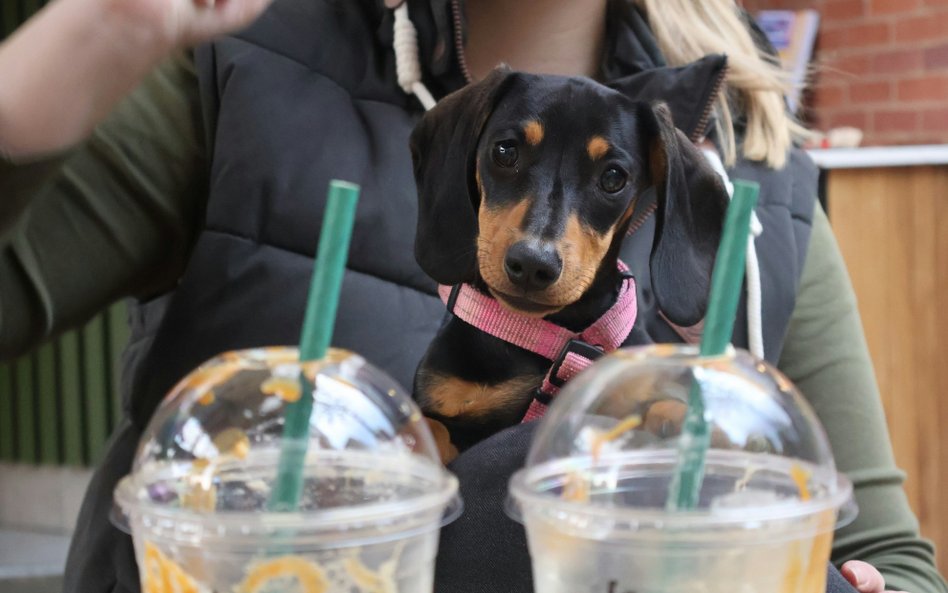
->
[828,165,948,573]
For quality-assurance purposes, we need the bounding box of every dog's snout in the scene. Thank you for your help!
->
[504,241,562,291]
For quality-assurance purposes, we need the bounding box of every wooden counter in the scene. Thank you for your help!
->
[810,145,948,573]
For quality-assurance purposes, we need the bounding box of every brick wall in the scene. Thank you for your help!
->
[743,0,948,146]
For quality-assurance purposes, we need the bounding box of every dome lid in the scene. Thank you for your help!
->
[114,347,459,541]
[508,345,855,533]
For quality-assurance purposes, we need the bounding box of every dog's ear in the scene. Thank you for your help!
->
[637,102,730,327]
[410,66,514,285]
[608,54,727,142]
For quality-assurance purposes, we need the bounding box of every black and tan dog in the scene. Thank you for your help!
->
[410,63,730,462]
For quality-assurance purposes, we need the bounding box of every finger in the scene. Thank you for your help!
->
[198,0,270,27]
[183,0,273,44]
[225,0,273,27]
[841,560,887,593]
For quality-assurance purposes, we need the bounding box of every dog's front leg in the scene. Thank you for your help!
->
[414,318,547,457]
[425,417,459,464]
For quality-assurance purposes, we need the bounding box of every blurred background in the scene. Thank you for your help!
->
[1,1,946,592]
[745,0,948,146]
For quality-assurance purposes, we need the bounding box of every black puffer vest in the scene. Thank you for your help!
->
[63,1,817,592]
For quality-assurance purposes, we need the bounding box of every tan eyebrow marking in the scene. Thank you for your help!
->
[587,136,610,160]
[524,120,544,146]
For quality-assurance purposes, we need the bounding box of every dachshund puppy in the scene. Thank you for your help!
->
[410,60,730,461]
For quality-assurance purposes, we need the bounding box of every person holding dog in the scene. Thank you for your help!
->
[0,1,944,593]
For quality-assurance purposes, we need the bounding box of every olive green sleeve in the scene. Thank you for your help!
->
[0,51,206,359]
[0,150,74,242]
[779,204,947,593]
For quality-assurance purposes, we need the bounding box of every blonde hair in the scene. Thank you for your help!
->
[634,0,809,169]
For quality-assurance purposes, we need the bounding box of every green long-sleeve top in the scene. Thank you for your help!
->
[1,52,945,593]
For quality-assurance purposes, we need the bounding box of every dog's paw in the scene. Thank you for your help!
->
[425,417,459,464]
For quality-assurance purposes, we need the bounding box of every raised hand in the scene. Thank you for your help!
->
[0,0,274,156]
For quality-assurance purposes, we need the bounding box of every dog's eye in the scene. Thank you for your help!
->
[492,141,519,168]
[600,166,628,193]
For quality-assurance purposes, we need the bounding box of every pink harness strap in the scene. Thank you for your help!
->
[437,264,637,422]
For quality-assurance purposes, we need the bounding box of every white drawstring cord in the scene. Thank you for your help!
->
[701,148,765,360]
[746,212,764,359]
[393,3,437,110]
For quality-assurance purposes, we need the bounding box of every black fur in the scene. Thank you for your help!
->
[411,63,730,453]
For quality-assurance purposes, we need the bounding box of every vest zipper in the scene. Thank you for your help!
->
[690,63,728,143]
[628,66,727,236]
[451,0,474,84]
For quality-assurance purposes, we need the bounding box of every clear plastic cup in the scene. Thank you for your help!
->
[114,347,461,593]
[508,345,856,593]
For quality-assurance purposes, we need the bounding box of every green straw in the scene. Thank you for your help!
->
[665,179,760,511]
[268,180,360,512]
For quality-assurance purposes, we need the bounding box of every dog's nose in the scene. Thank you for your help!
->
[504,241,562,291]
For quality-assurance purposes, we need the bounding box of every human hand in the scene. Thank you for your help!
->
[0,0,272,156]
[105,0,274,51]
[841,560,909,593]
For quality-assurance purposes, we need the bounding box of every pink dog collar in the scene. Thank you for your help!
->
[437,264,637,423]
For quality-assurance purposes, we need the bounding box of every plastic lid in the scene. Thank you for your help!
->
[508,345,856,534]
[113,347,460,541]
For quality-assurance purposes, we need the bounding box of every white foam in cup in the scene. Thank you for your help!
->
[507,345,856,593]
